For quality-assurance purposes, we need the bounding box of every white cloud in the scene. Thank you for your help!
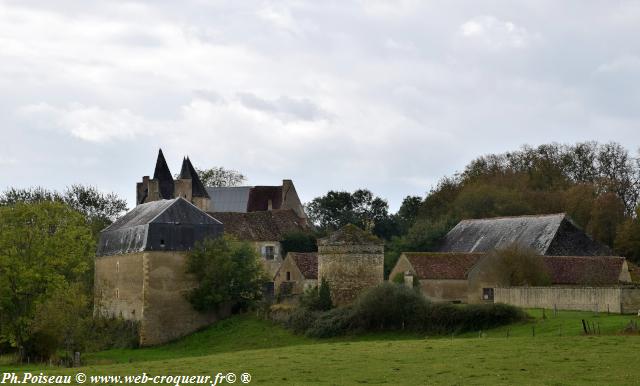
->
[18,103,154,142]
[459,15,531,50]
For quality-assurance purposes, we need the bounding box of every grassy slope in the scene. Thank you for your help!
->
[1,310,639,385]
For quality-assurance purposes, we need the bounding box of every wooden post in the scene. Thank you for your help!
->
[582,319,588,335]
[532,326,535,337]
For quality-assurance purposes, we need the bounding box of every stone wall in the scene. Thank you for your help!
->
[95,253,145,321]
[95,251,229,346]
[494,286,640,314]
[318,244,384,306]
[419,280,469,303]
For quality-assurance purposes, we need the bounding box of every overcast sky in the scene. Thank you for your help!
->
[1,1,639,211]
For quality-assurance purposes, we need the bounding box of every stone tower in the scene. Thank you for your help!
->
[317,224,384,306]
[136,149,210,212]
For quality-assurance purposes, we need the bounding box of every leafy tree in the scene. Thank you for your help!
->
[0,185,127,236]
[0,202,94,358]
[483,244,551,286]
[280,231,317,256]
[588,192,626,247]
[615,208,640,264]
[186,236,267,312]
[395,196,422,234]
[29,283,89,361]
[195,167,246,187]
[306,189,395,239]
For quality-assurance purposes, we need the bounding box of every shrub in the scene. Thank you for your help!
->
[305,307,354,338]
[299,279,333,311]
[286,308,320,334]
[282,283,527,337]
[350,283,428,331]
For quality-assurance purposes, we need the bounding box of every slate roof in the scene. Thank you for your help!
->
[403,252,484,280]
[542,256,626,285]
[178,157,210,198]
[97,198,223,256]
[318,224,383,245]
[153,149,175,200]
[289,252,318,279]
[209,209,309,241]
[438,213,610,256]
[206,187,252,212]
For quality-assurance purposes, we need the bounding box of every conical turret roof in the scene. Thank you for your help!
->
[153,149,174,199]
[179,157,210,198]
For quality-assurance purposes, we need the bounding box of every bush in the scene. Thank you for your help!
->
[299,279,333,311]
[282,283,527,337]
[286,308,320,334]
[350,283,428,331]
[305,307,354,338]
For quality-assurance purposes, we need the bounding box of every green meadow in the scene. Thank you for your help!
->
[1,309,639,385]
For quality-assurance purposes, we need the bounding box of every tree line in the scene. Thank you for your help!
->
[305,141,640,272]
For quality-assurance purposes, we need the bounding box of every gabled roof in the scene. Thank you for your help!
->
[209,209,309,241]
[403,252,484,280]
[153,149,175,200]
[318,224,383,245]
[439,214,568,254]
[289,252,318,279]
[179,157,210,198]
[542,255,626,285]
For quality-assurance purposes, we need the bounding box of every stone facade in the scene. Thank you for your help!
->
[95,251,229,346]
[274,252,318,296]
[318,225,384,306]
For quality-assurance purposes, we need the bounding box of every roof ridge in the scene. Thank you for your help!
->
[459,213,566,222]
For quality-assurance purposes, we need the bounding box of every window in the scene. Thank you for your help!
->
[286,271,291,281]
[264,245,275,260]
[482,288,494,301]
[116,288,120,299]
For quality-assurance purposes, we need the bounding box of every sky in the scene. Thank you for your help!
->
[1,1,639,212]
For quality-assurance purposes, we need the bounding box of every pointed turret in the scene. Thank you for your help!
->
[153,149,175,199]
[179,157,210,198]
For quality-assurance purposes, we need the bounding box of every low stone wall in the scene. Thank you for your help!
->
[494,286,640,314]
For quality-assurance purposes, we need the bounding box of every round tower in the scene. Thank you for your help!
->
[317,224,384,306]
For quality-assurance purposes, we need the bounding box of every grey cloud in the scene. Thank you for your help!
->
[236,92,327,122]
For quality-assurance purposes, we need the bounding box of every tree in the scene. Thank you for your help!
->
[186,236,267,312]
[588,192,626,247]
[0,185,127,236]
[483,244,551,286]
[280,231,317,256]
[615,208,640,264]
[306,189,395,239]
[0,202,94,358]
[299,278,333,311]
[395,196,422,234]
[195,167,246,187]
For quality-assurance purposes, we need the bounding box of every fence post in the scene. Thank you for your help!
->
[582,319,588,335]
[532,326,535,337]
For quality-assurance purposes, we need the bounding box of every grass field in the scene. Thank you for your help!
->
[1,309,639,385]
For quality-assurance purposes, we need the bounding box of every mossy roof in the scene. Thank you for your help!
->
[318,224,383,245]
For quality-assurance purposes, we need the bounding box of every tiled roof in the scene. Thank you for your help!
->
[542,255,625,285]
[209,209,309,241]
[318,224,383,245]
[404,252,484,280]
[289,252,318,279]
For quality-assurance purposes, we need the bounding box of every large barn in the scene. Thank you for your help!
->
[438,213,611,256]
